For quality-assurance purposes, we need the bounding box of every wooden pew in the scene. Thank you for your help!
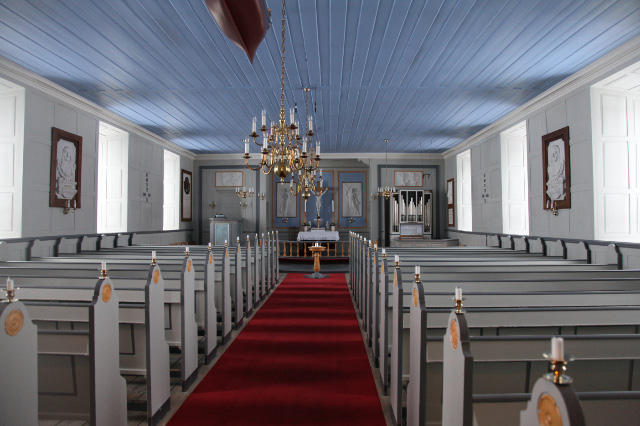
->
[0,300,38,425]
[400,276,640,426]
[2,278,127,425]
[2,266,172,423]
[439,309,639,426]
[1,256,198,393]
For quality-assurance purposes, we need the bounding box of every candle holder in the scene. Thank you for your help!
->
[415,273,420,283]
[3,287,18,303]
[185,248,190,257]
[453,297,464,313]
[100,267,108,279]
[395,260,400,269]
[63,199,78,215]
[542,353,574,385]
[151,256,157,266]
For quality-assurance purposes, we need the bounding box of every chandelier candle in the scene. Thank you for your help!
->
[551,337,565,362]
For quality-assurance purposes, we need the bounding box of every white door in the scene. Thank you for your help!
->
[501,123,529,235]
[97,126,128,233]
[0,86,24,238]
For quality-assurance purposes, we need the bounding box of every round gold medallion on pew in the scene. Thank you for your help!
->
[413,288,418,307]
[537,394,562,426]
[5,309,24,337]
[188,260,192,272]
[102,284,112,303]
[450,319,458,350]
[153,270,160,284]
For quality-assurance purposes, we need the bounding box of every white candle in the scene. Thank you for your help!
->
[152,250,156,259]
[262,233,264,238]
[252,117,257,133]
[6,277,13,291]
[455,287,462,300]
[237,236,240,243]
[73,199,77,208]
[244,139,249,154]
[382,248,386,255]
[309,116,314,131]
[394,255,399,262]
[415,265,420,275]
[262,136,267,150]
[316,143,320,155]
[319,169,322,178]
[261,109,267,127]
[374,243,377,249]
[551,337,564,362]
[224,240,227,245]
[185,246,189,252]
[101,261,107,271]
[290,107,295,124]
[332,200,334,213]
[208,242,212,249]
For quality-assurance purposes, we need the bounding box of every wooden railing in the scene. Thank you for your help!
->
[278,240,350,258]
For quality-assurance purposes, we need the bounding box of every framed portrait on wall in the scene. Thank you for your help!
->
[446,178,455,226]
[542,126,571,211]
[181,169,192,222]
[50,127,82,209]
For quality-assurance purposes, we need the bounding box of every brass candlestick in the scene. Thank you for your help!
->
[542,353,573,385]
[100,267,108,279]
[151,257,157,266]
[3,287,17,302]
[185,248,190,257]
[454,298,464,313]
[415,273,420,283]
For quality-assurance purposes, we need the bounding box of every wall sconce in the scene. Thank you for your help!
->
[348,217,355,223]
[259,192,265,201]
[209,202,216,209]
[63,199,77,215]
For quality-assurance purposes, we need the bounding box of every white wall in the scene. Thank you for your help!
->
[0,68,194,240]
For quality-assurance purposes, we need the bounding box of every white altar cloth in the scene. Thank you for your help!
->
[297,230,340,241]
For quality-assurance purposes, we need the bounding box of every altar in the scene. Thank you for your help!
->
[297,230,340,241]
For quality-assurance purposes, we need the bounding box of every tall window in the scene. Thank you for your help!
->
[456,149,472,231]
[97,122,128,233]
[0,79,24,238]
[163,150,180,230]
[591,62,640,242]
[500,122,529,235]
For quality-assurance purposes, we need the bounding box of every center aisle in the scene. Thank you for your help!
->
[168,273,386,426]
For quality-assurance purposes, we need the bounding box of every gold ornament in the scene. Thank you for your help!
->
[102,284,112,303]
[450,319,458,350]
[153,270,160,284]
[5,309,24,337]
[537,394,562,426]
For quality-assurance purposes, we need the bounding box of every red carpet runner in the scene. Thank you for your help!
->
[168,273,386,425]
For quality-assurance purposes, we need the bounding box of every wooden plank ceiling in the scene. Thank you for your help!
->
[0,0,639,154]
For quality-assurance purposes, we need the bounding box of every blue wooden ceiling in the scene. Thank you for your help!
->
[1,0,639,154]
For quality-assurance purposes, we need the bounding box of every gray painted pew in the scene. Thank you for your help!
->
[3,279,127,425]
[396,275,640,426]
[1,257,199,393]
[0,301,38,426]
[2,264,172,423]
[439,309,638,426]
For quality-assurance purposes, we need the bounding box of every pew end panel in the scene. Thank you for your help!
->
[520,377,585,426]
[0,301,38,426]
[180,257,198,392]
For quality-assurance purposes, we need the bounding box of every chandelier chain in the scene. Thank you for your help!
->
[280,0,286,120]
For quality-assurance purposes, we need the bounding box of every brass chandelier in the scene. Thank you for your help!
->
[372,139,398,200]
[289,88,322,201]
[243,0,320,181]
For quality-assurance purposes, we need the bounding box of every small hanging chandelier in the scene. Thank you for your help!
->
[372,139,397,200]
[242,0,320,181]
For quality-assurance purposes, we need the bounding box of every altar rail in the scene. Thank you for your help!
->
[278,240,353,258]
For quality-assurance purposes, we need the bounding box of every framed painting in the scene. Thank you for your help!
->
[215,171,243,187]
[341,182,363,217]
[275,182,297,218]
[181,169,192,222]
[50,127,82,209]
[542,126,571,211]
[394,170,423,187]
[338,171,367,228]
[446,178,455,226]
